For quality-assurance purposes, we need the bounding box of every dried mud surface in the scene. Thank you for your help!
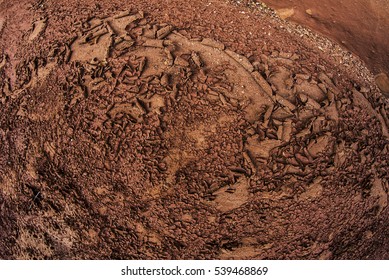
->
[0,0,388,259]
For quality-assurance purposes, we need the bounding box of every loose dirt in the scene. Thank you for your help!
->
[0,0,388,259]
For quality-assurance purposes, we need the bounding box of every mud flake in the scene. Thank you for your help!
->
[307,134,333,158]
[299,177,323,201]
[156,25,173,39]
[212,178,249,212]
[295,81,327,102]
[108,102,142,121]
[0,54,6,71]
[225,49,254,72]
[190,52,203,68]
[246,135,282,159]
[143,39,164,48]
[174,56,190,67]
[201,38,225,50]
[252,71,273,97]
[281,120,293,142]
[370,177,388,215]
[29,18,47,41]
[0,16,5,34]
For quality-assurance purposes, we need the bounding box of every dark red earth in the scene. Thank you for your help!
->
[0,0,388,259]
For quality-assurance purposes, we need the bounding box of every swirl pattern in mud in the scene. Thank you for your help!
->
[0,6,388,260]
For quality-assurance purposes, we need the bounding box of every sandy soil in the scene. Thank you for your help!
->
[0,0,388,259]
[258,0,389,82]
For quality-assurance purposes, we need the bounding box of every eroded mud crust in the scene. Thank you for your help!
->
[0,3,388,260]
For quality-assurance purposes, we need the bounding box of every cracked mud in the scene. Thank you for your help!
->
[0,1,388,260]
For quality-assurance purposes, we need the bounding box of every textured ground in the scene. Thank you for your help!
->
[0,0,388,259]
[255,0,389,80]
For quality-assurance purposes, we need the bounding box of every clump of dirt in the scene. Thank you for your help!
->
[0,0,388,259]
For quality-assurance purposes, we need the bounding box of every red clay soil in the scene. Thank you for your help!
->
[0,0,388,259]
[258,0,389,78]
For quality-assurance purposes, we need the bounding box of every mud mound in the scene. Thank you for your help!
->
[0,2,388,260]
